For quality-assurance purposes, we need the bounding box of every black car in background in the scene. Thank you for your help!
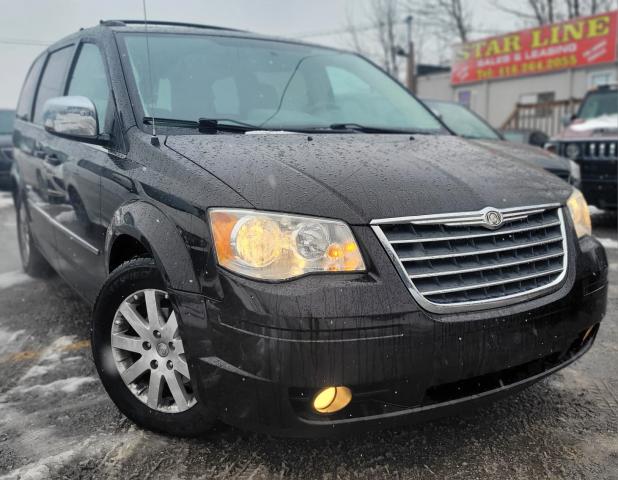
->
[424,99,580,187]
[501,128,549,148]
[11,20,607,438]
[0,109,15,190]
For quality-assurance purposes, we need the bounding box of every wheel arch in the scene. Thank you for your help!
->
[105,201,200,293]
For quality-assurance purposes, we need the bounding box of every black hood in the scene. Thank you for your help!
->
[469,138,570,173]
[166,133,572,224]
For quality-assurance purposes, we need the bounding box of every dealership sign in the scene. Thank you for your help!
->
[451,11,618,85]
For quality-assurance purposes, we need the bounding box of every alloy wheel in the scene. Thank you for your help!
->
[111,289,196,413]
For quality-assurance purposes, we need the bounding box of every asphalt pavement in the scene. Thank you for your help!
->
[0,191,616,480]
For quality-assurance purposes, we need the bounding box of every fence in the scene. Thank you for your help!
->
[501,98,582,137]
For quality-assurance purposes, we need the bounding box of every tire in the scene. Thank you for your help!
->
[16,200,54,278]
[92,257,216,437]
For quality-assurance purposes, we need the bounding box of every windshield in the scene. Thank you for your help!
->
[0,110,15,134]
[578,90,618,120]
[425,100,500,140]
[120,33,443,133]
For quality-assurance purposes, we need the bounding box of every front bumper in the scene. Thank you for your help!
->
[172,233,608,437]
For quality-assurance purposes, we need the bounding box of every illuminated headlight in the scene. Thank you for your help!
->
[566,189,591,238]
[209,209,366,280]
[565,143,580,160]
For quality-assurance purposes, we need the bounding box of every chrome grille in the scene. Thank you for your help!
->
[559,141,618,160]
[372,205,568,312]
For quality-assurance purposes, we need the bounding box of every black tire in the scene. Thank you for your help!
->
[91,257,216,437]
[16,200,54,278]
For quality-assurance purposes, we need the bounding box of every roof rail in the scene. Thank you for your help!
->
[99,19,243,32]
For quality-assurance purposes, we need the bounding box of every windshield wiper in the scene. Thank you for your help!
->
[143,117,263,133]
[312,123,427,134]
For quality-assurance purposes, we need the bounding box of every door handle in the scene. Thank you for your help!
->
[44,154,61,167]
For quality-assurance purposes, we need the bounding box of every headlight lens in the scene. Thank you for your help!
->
[565,143,580,160]
[209,209,366,280]
[566,189,591,238]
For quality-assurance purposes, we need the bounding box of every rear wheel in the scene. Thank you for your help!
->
[92,257,216,436]
[16,200,53,277]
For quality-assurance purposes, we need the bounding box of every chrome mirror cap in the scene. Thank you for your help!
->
[43,96,98,139]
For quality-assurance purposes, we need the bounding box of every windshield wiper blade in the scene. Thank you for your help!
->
[327,123,423,134]
[143,117,262,133]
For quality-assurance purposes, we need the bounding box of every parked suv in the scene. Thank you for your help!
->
[548,84,618,210]
[424,99,580,187]
[0,109,15,190]
[12,21,607,437]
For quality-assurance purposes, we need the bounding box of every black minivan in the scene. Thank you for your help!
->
[11,20,607,437]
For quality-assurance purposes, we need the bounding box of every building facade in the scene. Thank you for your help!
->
[417,11,618,133]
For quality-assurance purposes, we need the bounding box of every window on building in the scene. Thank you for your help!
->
[588,70,616,89]
[456,90,472,108]
[519,91,555,117]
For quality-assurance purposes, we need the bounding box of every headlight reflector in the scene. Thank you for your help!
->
[565,143,580,160]
[566,189,591,238]
[209,209,365,280]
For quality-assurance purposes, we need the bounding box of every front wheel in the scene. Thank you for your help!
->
[92,257,216,436]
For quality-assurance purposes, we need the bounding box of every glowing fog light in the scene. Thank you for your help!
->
[312,386,352,414]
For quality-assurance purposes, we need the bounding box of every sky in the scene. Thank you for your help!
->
[0,0,539,108]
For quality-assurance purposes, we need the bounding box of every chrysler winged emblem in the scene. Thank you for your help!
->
[484,209,503,229]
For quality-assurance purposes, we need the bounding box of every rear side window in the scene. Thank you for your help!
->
[67,43,111,128]
[32,46,73,124]
[16,55,45,121]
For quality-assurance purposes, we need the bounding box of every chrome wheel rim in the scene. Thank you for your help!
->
[18,203,30,265]
[111,289,196,413]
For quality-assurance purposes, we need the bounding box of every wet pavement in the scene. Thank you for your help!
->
[0,191,616,480]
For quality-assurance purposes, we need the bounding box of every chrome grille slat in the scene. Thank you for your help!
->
[397,235,563,262]
[419,267,564,295]
[408,251,565,279]
[388,220,561,244]
[371,204,568,313]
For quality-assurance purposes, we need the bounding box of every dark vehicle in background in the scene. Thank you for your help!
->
[501,128,549,148]
[425,99,580,187]
[11,21,607,438]
[0,109,15,190]
[547,84,618,211]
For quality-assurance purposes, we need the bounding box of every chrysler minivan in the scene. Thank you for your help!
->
[11,20,607,437]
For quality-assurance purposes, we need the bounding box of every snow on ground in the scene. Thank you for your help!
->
[16,376,97,395]
[0,270,31,290]
[597,237,618,249]
[0,193,14,210]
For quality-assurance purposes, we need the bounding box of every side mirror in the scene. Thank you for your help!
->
[530,131,549,147]
[43,96,100,141]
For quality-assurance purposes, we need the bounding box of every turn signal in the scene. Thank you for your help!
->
[566,189,591,238]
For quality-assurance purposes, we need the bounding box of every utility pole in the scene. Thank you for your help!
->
[405,15,416,93]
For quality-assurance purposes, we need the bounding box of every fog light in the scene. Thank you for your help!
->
[312,386,352,414]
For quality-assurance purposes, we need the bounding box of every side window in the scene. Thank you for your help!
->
[32,46,73,124]
[16,54,46,121]
[67,43,111,128]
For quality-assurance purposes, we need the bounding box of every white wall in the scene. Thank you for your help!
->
[417,63,618,128]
